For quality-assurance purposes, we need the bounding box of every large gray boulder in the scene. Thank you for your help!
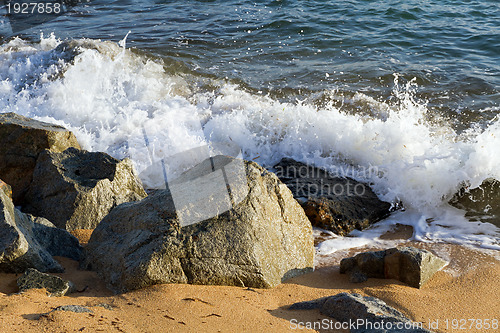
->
[24,147,147,231]
[17,268,75,297]
[340,247,447,288]
[290,293,433,332]
[83,156,314,293]
[0,113,80,205]
[273,158,392,235]
[0,189,63,273]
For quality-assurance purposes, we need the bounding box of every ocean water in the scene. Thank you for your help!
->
[0,0,499,253]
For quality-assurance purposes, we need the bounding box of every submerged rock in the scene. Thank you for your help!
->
[291,293,433,333]
[24,147,147,230]
[273,158,392,235]
[340,247,447,288]
[17,268,75,297]
[0,113,80,204]
[0,189,63,273]
[83,156,314,292]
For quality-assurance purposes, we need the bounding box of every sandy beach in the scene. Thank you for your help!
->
[1,1,499,332]
[1,228,498,333]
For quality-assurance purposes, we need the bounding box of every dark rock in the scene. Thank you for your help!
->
[83,156,314,292]
[349,270,368,283]
[0,113,80,204]
[339,256,356,273]
[273,158,392,235]
[0,189,63,273]
[31,216,83,261]
[340,250,386,279]
[17,268,75,296]
[449,178,500,227]
[290,293,433,332]
[24,147,147,230]
[384,247,447,288]
[340,247,447,288]
[320,293,433,332]
[34,304,93,320]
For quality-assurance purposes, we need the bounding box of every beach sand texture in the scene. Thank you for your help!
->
[1,231,498,333]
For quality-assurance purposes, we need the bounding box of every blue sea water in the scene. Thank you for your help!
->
[0,0,499,251]
[2,0,499,119]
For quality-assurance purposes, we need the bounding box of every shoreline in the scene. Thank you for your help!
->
[1,234,498,333]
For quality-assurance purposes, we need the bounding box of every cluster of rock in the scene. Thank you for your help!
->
[1,112,445,315]
[0,113,148,292]
[0,113,317,294]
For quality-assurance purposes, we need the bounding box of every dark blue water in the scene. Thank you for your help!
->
[2,0,499,127]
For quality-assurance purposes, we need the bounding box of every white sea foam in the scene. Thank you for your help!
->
[0,35,498,252]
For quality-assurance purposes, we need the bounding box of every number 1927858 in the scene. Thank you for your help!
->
[6,2,62,15]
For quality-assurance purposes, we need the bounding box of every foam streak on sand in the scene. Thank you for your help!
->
[0,35,499,251]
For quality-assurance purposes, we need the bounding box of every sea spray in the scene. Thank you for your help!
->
[0,35,498,252]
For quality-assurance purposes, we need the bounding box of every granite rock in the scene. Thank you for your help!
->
[17,268,75,297]
[340,247,447,288]
[0,189,63,273]
[0,113,80,204]
[24,147,147,230]
[384,247,447,288]
[83,156,314,292]
[31,216,83,261]
[274,158,392,235]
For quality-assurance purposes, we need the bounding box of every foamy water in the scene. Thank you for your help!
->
[0,35,498,253]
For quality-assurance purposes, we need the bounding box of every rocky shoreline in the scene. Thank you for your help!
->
[1,113,498,332]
